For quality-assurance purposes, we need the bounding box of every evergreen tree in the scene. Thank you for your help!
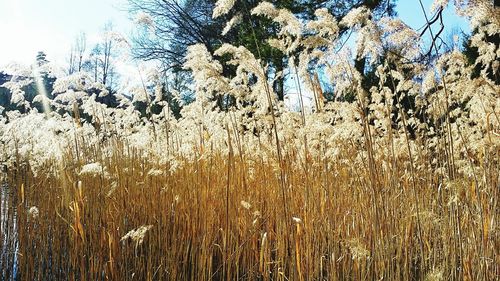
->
[129,0,396,102]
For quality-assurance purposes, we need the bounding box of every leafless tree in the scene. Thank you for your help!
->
[81,23,118,88]
[128,0,219,71]
[68,32,87,74]
[76,32,87,72]
[101,23,114,86]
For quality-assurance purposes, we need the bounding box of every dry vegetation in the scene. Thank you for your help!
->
[1,0,499,280]
[1,122,498,280]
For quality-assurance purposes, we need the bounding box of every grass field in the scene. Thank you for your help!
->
[1,118,498,280]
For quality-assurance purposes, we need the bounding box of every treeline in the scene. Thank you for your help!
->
[0,0,498,120]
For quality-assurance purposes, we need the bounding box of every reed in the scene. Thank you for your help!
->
[1,125,498,280]
[1,2,498,279]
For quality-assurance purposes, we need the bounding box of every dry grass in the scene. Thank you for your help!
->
[2,130,498,281]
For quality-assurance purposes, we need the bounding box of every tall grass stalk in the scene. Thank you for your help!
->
[1,124,497,280]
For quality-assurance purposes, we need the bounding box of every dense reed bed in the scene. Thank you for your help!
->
[1,1,499,280]
[2,126,498,280]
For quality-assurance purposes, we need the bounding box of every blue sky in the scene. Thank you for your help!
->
[0,0,131,65]
[397,0,470,45]
[0,0,470,67]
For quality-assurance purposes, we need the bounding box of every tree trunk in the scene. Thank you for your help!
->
[273,58,284,101]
